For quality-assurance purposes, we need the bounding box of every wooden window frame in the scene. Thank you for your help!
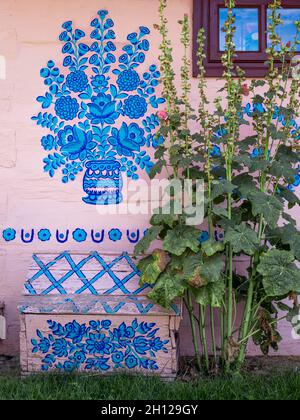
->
[193,0,300,77]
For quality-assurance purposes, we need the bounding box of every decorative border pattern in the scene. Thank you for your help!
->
[31,319,169,372]
[18,295,175,315]
[2,227,223,244]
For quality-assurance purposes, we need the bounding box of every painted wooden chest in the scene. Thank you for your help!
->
[18,252,182,378]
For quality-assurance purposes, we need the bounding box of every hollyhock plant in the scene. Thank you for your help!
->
[135,0,300,375]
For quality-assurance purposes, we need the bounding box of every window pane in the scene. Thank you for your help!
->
[219,8,259,52]
[267,9,300,51]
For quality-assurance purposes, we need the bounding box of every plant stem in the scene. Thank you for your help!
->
[236,276,255,369]
[199,305,209,372]
[186,291,201,370]
[210,307,217,365]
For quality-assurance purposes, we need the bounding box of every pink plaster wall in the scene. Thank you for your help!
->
[0,0,299,358]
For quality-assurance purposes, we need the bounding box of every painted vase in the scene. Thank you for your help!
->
[82,160,123,205]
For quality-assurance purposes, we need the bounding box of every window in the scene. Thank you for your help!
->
[193,0,300,77]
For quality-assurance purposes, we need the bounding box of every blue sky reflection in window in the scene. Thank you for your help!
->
[219,8,259,52]
[267,8,300,52]
[32,10,165,205]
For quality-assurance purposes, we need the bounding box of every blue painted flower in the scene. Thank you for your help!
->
[140,26,150,35]
[125,355,138,369]
[86,333,112,355]
[72,228,87,242]
[199,231,209,244]
[101,320,112,330]
[98,9,108,19]
[127,32,138,44]
[62,21,72,31]
[63,361,75,372]
[55,96,79,121]
[66,70,88,93]
[38,337,50,354]
[108,123,146,157]
[53,338,68,357]
[65,321,87,344]
[38,229,51,242]
[91,75,108,90]
[57,125,89,159]
[108,228,122,242]
[123,95,147,119]
[74,351,86,364]
[113,322,135,343]
[41,135,54,151]
[149,337,166,352]
[117,70,140,92]
[112,351,124,364]
[2,228,16,242]
[133,336,150,355]
[87,93,119,124]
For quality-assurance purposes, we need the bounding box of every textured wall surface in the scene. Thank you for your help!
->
[0,0,299,357]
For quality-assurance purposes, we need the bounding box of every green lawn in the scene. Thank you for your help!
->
[0,372,300,400]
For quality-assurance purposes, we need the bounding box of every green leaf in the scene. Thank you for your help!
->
[225,224,260,256]
[211,180,237,200]
[163,226,200,256]
[269,161,297,183]
[151,207,178,228]
[138,249,169,285]
[249,191,283,228]
[280,226,300,261]
[233,173,258,198]
[193,281,225,308]
[149,160,165,179]
[257,250,300,296]
[212,207,229,218]
[134,226,163,256]
[277,188,300,208]
[201,239,225,257]
[275,145,299,165]
[148,272,187,309]
[182,253,224,287]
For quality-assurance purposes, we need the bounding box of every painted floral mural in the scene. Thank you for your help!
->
[32,10,165,205]
[31,319,169,372]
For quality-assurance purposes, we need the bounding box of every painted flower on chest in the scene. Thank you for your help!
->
[113,322,135,343]
[65,320,87,344]
[52,338,68,357]
[109,122,146,157]
[86,333,112,355]
[133,336,150,355]
[87,93,119,125]
[58,126,93,160]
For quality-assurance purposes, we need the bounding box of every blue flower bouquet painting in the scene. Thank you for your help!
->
[32,10,165,205]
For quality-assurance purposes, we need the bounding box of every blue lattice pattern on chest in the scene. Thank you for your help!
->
[24,252,149,296]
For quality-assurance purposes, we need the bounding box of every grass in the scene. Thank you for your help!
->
[0,371,300,400]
